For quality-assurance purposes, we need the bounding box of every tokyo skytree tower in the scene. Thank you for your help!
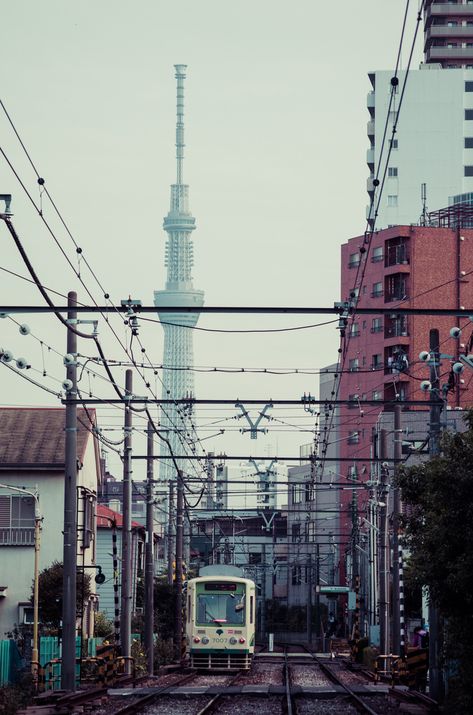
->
[154,65,204,485]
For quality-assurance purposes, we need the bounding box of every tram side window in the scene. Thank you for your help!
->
[250,595,254,624]
[188,595,191,622]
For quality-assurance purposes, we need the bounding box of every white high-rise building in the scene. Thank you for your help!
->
[366,66,473,229]
[366,0,473,228]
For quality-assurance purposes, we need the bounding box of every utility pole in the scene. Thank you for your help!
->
[174,470,184,661]
[120,370,133,673]
[306,552,312,646]
[261,542,266,640]
[392,404,402,656]
[144,421,154,676]
[167,481,174,586]
[378,429,388,656]
[429,328,444,701]
[61,291,78,691]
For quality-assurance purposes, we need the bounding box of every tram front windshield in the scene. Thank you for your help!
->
[197,593,245,626]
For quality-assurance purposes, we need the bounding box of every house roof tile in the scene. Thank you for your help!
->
[0,407,95,469]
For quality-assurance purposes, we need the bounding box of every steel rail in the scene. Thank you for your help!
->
[312,657,381,715]
[111,671,198,715]
[194,670,245,715]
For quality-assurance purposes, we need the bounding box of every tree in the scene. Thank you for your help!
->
[397,413,473,713]
[153,579,176,641]
[32,561,91,628]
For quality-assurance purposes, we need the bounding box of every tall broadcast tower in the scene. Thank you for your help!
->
[154,65,204,488]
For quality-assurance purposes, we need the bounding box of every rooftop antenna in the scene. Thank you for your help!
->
[420,183,428,226]
[175,64,186,186]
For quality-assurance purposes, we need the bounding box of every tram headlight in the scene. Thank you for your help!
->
[229,637,237,645]
[201,636,209,645]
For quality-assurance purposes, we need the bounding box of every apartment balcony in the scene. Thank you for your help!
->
[366,147,375,170]
[425,4,473,26]
[425,26,473,51]
[426,46,473,62]
[367,176,377,192]
[367,119,375,138]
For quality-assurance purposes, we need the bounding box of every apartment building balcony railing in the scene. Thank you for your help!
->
[426,26,473,46]
[426,4,473,25]
[426,46,473,61]
[0,527,35,546]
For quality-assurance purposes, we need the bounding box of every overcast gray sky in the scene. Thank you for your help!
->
[0,1,422,478]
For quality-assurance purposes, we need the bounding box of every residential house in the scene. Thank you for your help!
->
[0,407,101,638]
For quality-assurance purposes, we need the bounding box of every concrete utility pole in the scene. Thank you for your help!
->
[144,422,154,675]
[167,481,174,586]
[174,470,184,661]
[306,553,312,645]
[378,429,389,657]
[120,370,133,673]
[392,404,402,656]
[428,328,444,701]
[61,291,78,691]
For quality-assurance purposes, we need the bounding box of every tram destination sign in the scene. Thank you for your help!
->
[316,586,350,594]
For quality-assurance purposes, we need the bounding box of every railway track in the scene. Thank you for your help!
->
[21,650,437,715]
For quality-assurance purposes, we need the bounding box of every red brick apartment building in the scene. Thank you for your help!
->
[337,224,473,578]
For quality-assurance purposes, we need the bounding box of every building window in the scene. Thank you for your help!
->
[291,484,303,505]
[291,565,302,586]
[291,523,301,543]
[465,109,473,120]
[350,287,360,299]
[389,110,398,123]
[465,166,473,176]
[348,252,360,268]
[391,138,398,149]
[350,322,360,337]
[348,431,360,445]
[387,195,398,207]
[466,138,473,149]
[372,353,383,370]
[348,465,358,480]
[0,495,35,546]
[372,246,384,262]
[304,482,314,502]
[349,358,359,372]
[388,167,398,177]
[371,317,383,333]
[348,393,359,408]
[371,281,383,297]
[372,390,383,401]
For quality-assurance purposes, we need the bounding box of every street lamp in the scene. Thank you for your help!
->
[0,483,41,686]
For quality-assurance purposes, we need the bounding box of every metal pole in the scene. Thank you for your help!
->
[378,429,388,656]
[261,542,266,640]
[61,291,78,691]
[174,470,184,661]
[429,329,444,701]
[315,543,321,640]
[167,481,174,586]
[32,496,41,686]
[306,553,312,645]
[120,369,133,673]
[144,421,154,676]
[392,404,402,656]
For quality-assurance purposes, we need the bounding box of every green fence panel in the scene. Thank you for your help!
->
[0,640,23,686]
[39,636,83,690]
[0,641,10,686]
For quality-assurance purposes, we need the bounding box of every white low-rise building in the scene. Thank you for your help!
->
[0,407,101,638]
